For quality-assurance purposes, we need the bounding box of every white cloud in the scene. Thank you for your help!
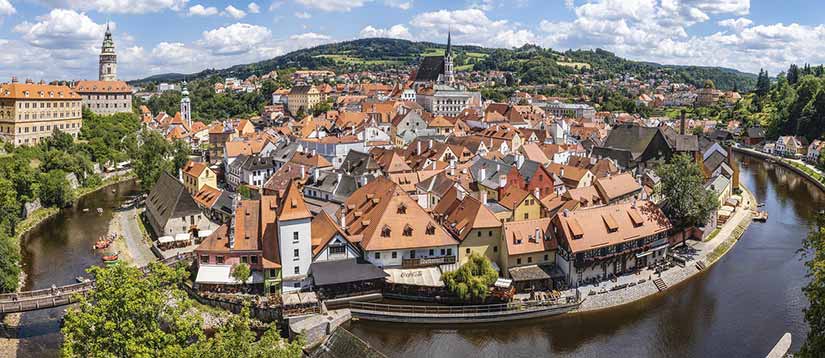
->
[359,24,412,40]
[411,8,537,48]
[200,23,271,55]
[268,0,284,11]
[564,0,574,9]
[247,2,260,13]
[295,0,369,12]
[294,11,311,19]
[14,9,106,49]
[0,0,16,16]
[384,0,410,10]
[290,32,331,42]
[188,4,218,16]
[718,17,752,32]
[222,5,246,18]
[33,0,190,14]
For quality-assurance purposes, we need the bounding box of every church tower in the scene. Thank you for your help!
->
[99,23,117,81]
[443,31,455,85]
[180,81,191,128]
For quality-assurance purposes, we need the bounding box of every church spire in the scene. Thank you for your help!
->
[446,30,452,57]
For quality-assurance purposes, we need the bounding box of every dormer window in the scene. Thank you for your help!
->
[403,224,413,236]
[425,223,435,235]
[397,203,407,214]
[381,225,391,237]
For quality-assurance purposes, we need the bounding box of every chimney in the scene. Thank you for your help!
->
[417,141,422,155]
[481,190,488,205]
[534,228,541,242]
[560,167,565,178]
[10,76,18,83]
[336,172,342,184]
[499,174,507,188]
[360,175,368,186]
[25,78,33,84]
[311,149,316,156]
[429,139,433,149]
[312,167,320,182]
[680,109,686,135]
[479,166,486,181]
[534,187,540,200]
[449,159,456,176]
[340,208,347,230]
[300,165,306,179]
[179,168,183,181]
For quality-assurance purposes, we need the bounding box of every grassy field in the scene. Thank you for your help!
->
[422,48,444,56]
[557,61,591,69]
[456,64,474,71]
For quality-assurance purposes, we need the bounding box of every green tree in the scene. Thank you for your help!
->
[172,139,192,171]
[133,130,174,192]
[0,231,20,293]
[442,253,498,302]
[43,128,75,153]
[655,154,719,231]
[703,79,715,89]
[231,263,251,286]
[38,169,75,208]
[61,263,204,358]
[0,178,21,236]
[800,212,825,357]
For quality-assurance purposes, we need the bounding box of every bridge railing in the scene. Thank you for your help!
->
[349,298,576,315]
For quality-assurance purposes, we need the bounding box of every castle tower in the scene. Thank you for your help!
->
[99,23,117,81]
[443,31,455,85]
[180,81,191,128]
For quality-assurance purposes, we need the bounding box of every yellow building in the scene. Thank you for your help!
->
[287,85,321,115]
[0,80,83,146]
[498,186,542,222]
[434,189,504,269]
[181,160,217,194]
[501,218,557,290]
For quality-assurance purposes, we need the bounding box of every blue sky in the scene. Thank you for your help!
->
[0,0,823,81]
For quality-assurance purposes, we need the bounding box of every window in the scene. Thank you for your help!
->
[241,256,248,264]
[517,258,522,265]
[410,250,416,258]
[375,252,381,259]
[251,256,258,264]
[293,249,299,260]
[391,251,397,259]
[403,225,413,236]
[429,249,434,256]
[440,249,446,256]
[489,231,493,236]
[493,246,498,253]
[523,213,529,220]
[270,269,277,277]
[466,248,471,254]
[381,225,391,237]
[527,257,533,263]
[200,255,209,264]
[216,256,224,264]
[477,231,481,237]
[447,248,452,256]
[330,246,346,255]
[294,282,300,288]
[426,224,435,235]
[544,254,549,261]
[293,232,299,242]
[294,267,300,274]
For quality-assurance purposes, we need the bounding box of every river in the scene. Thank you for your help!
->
[14,180,140,357]
[11,157,820,357]
[348,155,820,358]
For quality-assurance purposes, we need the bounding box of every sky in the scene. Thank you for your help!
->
[0,0,824,81]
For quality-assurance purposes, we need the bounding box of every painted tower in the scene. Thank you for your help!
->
[180,81,191,128]
[99,23,117,81]
[443,31,455,85]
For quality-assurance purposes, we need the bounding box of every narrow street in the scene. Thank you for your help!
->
[111,206,155,267]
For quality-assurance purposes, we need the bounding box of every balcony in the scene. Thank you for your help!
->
[402,255,456,268]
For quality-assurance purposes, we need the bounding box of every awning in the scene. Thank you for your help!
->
[158,236,174,244]
[197,230,213,238]
[384,266,444,287]
[174,233,190,242]
[508,264,565,282]
[494,278,512,288]
[309,259,388,286]
[636,251,653,258]
[195,265,263,285]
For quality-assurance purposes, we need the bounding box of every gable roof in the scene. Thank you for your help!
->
[503,218,556,256]
[146,172,202,228]
[554,201,670,254]
[594,173,641,202]
[414,56,445,82]
[311,211,352,256]
[277,179,312,221]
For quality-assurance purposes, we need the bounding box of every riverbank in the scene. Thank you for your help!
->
[733,146,825,192]
[1,174,135,358]
[573,184,755,313]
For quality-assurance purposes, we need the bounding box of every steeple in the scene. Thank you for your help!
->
[180,80,191,128]
[99,23,117,81]
[446,30,452,58]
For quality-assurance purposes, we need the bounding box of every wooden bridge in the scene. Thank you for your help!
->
[0,253,194,314]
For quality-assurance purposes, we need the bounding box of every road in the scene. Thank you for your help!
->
[115,206,154,267]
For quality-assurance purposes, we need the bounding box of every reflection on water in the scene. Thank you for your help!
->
[15,180,139,357]
[349,155,818,358]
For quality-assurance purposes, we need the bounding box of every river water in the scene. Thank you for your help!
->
[348,155,820,358]
[14,180,139,357]
[11,157,820,357]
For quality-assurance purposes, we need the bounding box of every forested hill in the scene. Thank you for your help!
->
[130,38,756,91]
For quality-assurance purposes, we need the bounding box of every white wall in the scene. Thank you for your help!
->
[365,245,457,268]
[313,235,360,262]
[278,218,312,293]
